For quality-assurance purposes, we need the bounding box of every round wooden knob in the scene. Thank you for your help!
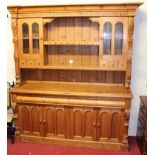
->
[93,122,96,127]
[97,123,100,128]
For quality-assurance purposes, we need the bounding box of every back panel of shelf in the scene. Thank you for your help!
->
[21,69,125,85]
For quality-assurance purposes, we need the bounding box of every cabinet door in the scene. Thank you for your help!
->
[18,18,43,60]
[96,108,123,142]
[100,17,128,61]
[18,104,43,136]
[69,107,97,141]
[18,104,31,135]
[29,105,43,136]
[43,106,68,138]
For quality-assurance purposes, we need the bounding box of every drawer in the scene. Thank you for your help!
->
[139,109,146,126]
[35,60,43,67]
[140,103,147,116]
[102,61,108,68]
[20,60,27,67]
[118,61,126,69]
[28,60,34,67]
[108,62,117,68]
[137,125,144,137]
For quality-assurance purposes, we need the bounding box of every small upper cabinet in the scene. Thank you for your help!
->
[101,17,127,59]
[32,23,39,54]
[22,23,29,54]
[115,22,123,55]
[103,22,112,55]
[19,19,43,57]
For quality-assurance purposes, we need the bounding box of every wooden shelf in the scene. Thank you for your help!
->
[20,64,126,71]
[42,65,126,71]
[10,81,132,98]
[43,41,100,46]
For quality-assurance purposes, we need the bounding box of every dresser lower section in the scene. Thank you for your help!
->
[11,94,131,151]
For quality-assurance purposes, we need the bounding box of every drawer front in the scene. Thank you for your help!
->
[140,101,147,116]
[139,109,146,127]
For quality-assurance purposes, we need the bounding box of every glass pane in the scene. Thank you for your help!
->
[115,22,123,55]
[103,22,112,55]
[22,23,29,54]
[32,23,39,38]
[22,23,29,38]
[32,23,39,54]
[33,39,39,54]
[23,39,29,53]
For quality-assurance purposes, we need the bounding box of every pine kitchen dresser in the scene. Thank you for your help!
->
[8,3,142,151]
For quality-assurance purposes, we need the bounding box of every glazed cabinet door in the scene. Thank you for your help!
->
[96,108,124,143]
[18,104,43,136]
[43,105,68,139]
[69,106,97,141]
[100,17,128,69]
[18,18,43,68]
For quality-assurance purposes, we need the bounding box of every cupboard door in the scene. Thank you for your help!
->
[18,18,43,59]
[96,108,123,142]
[18,104,43,136]
[18,104,31,135]
[100,17,128,60]
[69,107,97,141]
[43,106,68,138]
[29,105,43,136]
[96,109,111,141]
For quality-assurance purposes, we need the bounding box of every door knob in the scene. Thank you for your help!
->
[97,123,101,128]
[93,122,96,127]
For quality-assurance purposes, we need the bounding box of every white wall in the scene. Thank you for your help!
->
[7,0,147,136]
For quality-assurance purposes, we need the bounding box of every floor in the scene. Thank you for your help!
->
[7,137,140,155]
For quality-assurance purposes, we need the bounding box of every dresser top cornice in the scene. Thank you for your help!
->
[7,3,143,18]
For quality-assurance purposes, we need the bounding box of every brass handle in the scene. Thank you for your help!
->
[43,120,46,124]
[39,119,42,123]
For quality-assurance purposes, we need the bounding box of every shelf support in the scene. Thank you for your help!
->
[88,17,100,24]
[43,18,55,25]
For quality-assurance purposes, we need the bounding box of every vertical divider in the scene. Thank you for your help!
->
[99,17,103,67]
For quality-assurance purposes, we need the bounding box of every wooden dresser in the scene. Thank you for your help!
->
[137,96,147,155]
[8,3,142,151]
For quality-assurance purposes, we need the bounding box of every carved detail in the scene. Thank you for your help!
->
[88,17,100,24]
[125,109,130,120]
[128,11,135,16]
[12,102,18,113]
[43,18,55,25]
[11,17,21,87]
[125,17,134,88]
[16,76,21,85]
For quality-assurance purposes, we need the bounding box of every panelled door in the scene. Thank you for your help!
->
[43,105,68,139]
[96,108,124,143]
[18,104,43,136]
[69,106,97,141]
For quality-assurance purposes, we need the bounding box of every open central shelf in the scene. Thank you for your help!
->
[11,81,131,98]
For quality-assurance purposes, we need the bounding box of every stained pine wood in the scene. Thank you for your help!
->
[8,3,142,151]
